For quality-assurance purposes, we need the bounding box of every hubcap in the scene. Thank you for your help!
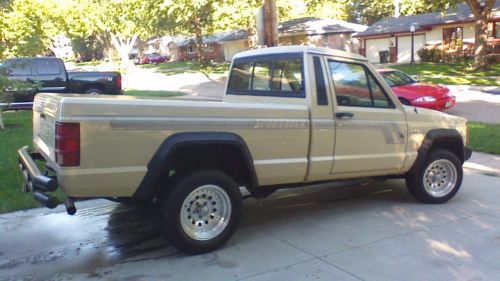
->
[180,184,231,241]
[423,159,457,197]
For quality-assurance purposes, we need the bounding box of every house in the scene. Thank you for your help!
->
[219,30,250,62]
[168,33,229,62]
[218,18,368,62]
[356,1,500,64]
[278,17,367,53]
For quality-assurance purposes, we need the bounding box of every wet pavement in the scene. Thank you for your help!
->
[1,161,500,281]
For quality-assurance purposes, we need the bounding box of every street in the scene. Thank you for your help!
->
[1,158,499,281]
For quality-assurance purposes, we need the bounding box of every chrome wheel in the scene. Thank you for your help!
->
[423,159,457,197]
[180,184,232,241]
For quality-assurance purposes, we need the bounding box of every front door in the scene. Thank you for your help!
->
[327,59,407,174]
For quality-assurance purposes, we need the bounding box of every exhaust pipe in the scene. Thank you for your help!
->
[65,197,77,215]
[33,191,59,209]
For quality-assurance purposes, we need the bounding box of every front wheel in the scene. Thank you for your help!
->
[158,170,242,254]
[406,149,463,204]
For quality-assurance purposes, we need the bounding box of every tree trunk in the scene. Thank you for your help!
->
[466,0,495,70]
[247,24,258,49]
[263,0,279,47]
[473,13,489,69]
[193,16,206,65]
[110,34,138,66]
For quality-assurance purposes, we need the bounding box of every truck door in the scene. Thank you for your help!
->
[327,59,407,174]
[305,55,336,182]
[35,58,67,93]
[2,58,37,102]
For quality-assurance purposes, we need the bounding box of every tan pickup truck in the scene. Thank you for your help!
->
[19,46,471,254]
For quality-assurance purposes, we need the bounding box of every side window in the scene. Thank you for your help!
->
[329,60,393,108]
[4,59,32,76]
[227,55,304,98]
[367,73,392,108]
[329,61,371,107]
[36,59,61,75]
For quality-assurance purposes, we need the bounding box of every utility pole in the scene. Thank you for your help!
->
[263,0,279,47]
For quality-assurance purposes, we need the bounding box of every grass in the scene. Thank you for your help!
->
[0,111,43,213]
[391,63,500,86]
[467,122,500,155]
[140,61,230,76]
[124,89,184,97]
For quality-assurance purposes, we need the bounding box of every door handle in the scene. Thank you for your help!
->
[335,112,354,119]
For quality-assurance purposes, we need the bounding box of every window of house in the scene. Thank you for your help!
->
[496,22,500,38]
[329,60,394,108]
[187,45,195,53]
[443,27,463,49]
[206,43,214,52]
[227,55,304,98]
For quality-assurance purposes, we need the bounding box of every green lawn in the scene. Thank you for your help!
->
[140,61,230,76]
[391,63,500,86]
[0,111,41,213]
[468,122,500,155]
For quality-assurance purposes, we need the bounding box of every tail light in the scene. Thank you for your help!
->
[116,75,122,90]
[55,122,80,166]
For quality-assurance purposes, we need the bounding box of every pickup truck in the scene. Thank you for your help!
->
[18,46,471,254]
[1,57,122,104]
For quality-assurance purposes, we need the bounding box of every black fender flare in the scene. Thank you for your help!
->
[133,132,259,200]
[408,128,466,174]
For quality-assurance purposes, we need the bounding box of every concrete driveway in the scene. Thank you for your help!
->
[1,157,499,281]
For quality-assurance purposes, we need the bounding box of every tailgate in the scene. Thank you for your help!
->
[33,94,61,162]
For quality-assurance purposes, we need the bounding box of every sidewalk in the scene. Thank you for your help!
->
[464,151,500,177]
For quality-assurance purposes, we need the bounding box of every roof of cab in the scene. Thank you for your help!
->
[233,45,367,61]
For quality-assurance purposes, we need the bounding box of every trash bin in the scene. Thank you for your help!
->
[379,51,389,64]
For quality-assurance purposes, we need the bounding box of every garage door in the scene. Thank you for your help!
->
[365,38,390,63]
[397,35,425,63]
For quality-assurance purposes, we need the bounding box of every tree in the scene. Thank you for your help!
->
[465,0,496,69]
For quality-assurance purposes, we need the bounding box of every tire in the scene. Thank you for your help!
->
[84,88,104,95]
[406,149,463,204]
[158,170,242,254]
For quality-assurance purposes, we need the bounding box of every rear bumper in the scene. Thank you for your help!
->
[18,146,76,214]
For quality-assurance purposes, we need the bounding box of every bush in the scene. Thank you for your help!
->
[417,48,442,63]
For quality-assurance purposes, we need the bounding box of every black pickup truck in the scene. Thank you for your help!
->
[1,57,122,104]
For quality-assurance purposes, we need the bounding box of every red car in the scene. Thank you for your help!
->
[134,53,169,65]
[377,69,456,111]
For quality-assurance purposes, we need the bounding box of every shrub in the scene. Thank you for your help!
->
[417,48,442,63]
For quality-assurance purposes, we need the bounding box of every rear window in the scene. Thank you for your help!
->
[2,59,32,76]
[227,54,304,98]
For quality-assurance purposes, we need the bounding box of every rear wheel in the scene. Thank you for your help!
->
[406,149,463,203]
[84,88,104,95]
[158,170,242,254]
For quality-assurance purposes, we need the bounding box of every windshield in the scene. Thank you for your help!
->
[380,70,416,87]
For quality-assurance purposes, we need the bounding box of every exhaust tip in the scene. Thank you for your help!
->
[65,198,77,215]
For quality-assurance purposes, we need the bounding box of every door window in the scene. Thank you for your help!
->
[3,59,32,75]
[36,59,61,75]
[329,60,394,108]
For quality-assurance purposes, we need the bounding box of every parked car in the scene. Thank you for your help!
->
[134,53,169,65]
[19,46,471,254]
[0,57,122,105]
[377,69,456,111]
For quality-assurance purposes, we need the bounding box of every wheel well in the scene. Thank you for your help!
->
[84,84,104,92]
[165,144,253,189]
[429,137,464,163]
